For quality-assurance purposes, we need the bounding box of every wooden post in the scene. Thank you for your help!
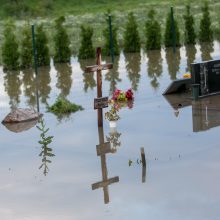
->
[96,48,103,127]
[140,147,146,183]
[91,125,119,204]
[31,25,40,113]
[85,47,113,127]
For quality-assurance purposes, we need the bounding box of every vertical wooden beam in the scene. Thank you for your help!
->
[141,147,146,183]
[96,47,103,127]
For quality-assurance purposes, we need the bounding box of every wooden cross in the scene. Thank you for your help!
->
[85,47,113,127]
[91,126,119,204]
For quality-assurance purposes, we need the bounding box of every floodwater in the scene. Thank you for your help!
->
[0,42,220,220]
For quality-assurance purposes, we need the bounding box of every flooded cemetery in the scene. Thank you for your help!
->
[0,41,220,219]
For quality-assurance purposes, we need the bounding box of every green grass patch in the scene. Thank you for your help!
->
[47,96,84,119]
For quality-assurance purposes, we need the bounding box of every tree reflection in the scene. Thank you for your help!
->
[37,118,55,176]
[55,63,72,97]
[104,56,121,94]
[4,70,21,109]
[22,69,36,107]
[79,59,96,92]
[124,52,141,91]
[200,42,214,61]
[165,48,181,80]
[38,66,51,104]
[185,45,197,72]
[146,50,162,90]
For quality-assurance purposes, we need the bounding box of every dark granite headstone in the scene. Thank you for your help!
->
[191,60,220,97]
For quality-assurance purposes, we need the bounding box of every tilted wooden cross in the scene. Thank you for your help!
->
[85,47,113,127]
[91,126,119,204]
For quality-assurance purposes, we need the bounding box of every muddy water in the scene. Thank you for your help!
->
[0,42,220,220]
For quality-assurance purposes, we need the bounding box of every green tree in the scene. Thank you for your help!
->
[145,9,161,50]
[78,25,95,59]
[103,15,119,56]
[164,9,180,47]
[199,2,213,42]
[36,24,50,66]
[20,24,33,68]
[123,12,140,53]
[184,5,196,45]
[2,21,20,70]
[54,16,71,63]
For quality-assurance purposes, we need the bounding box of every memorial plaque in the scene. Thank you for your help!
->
[96,142,111,156]
[191,59,220,97]
[94,97,109,109]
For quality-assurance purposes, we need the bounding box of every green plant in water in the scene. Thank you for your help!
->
[36,24,50,66]
[78,25,95,59]
[164,9,181,47]
[145,9,161,50]
[102,14,119,56]
[47,96,84,119]
[183,5,196,45]
[123,12,140,53]
[199,1,213,42]
[54,16,71,63]
[105,106,120,121]
[37,118,55,176]
[20,23,33,68]
[2,20,20,70]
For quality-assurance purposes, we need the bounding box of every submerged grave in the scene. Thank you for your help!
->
[163,59,220,98]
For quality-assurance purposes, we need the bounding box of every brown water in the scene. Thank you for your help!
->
[0,42,220,220]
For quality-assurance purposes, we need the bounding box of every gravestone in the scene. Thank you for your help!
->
[191,59,220,97]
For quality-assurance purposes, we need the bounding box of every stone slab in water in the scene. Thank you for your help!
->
[2,108,42,124]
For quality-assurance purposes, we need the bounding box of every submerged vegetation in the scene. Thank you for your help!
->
[145,9,161,50]
[199,2,213,42]
[54,16,71,63]
[2,21,19,70]
[78,25,95,59]
[47,96,84,119]
[123,12,140,53]
[20,24,33,68]
[164,9,180,47]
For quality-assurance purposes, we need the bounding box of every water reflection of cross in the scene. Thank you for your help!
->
[91,126,119,204]
[85,47,113,127]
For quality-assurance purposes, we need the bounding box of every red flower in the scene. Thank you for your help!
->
[125,89,134,100]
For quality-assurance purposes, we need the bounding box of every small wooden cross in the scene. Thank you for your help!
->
[85,47,113,127]
[91,126,119,204]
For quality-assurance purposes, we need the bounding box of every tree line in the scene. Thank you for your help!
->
[2,2,213,70]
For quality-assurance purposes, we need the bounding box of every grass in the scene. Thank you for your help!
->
[47,96,83,120]
[0,0,220,58]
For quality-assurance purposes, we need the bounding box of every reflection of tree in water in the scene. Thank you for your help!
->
[55,63,72,97]
[146,50,162,90]
[200,42,214,61]
[185,45,197,72]
[79,59,96,92]
[37,119,55,176]
[4,71,21,109]
[22,69,36,107]
[104,56,121,94]
[165,48,181,80]
[124,52,141,91]
[38,66,51,104]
